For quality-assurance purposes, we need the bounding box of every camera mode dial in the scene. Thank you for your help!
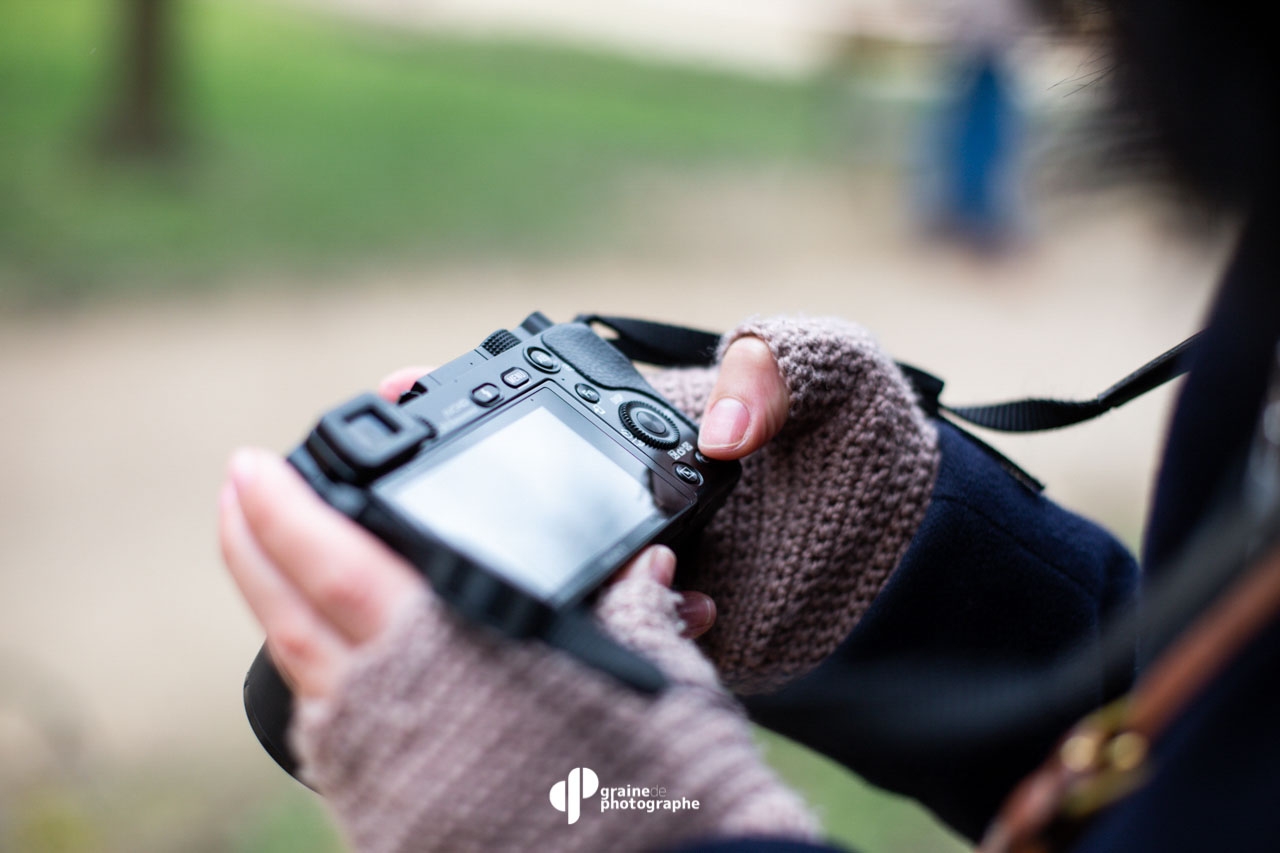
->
[618,401,680,450]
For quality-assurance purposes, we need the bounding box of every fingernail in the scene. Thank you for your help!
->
[676,595,714,631]
[641,546,677,585]
[229,449,261,492]
[700,397,749,449]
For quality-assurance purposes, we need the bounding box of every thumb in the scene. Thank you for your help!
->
[697,336,790,460]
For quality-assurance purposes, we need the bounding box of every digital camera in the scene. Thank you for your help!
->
[243,312,741,776]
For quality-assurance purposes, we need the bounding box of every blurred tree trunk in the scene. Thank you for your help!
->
[105,0,177,156]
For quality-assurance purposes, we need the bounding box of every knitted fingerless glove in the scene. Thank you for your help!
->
[290,570,819,853]
[647,315,939,694]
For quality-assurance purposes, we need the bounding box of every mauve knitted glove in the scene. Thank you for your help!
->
[647,315,939,694]
[290,569,819,853]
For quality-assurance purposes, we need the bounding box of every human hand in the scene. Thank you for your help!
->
[218,441,816,851]
[647,316,940,693]
[219,445,422,699]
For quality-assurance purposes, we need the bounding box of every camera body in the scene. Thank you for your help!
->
[244,312,740,776]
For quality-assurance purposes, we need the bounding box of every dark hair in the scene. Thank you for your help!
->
[1100,0,1277,208]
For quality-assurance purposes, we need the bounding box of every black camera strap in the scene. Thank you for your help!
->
[912,333,1203,432]
[577,313,1203,436]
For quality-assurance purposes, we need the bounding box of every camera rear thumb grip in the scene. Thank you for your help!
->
[543,324,660,398]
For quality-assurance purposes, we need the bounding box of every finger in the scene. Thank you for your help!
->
[219,481,350,697]
[611,545,677,587]
[377,365,436,402]
[229,448,422,644]
[698,336,790,460]
[675,591,716,639]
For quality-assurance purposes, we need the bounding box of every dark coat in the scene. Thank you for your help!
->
[686,200,1280,852]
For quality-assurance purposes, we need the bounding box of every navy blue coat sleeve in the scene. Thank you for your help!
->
[744,419,1140,841]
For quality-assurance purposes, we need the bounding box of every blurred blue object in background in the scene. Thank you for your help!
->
[937,48,1025,250]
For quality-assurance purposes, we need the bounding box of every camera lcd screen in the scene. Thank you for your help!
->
[381,397,675,601]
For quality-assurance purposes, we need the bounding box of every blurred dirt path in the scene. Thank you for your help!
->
[0,173,1228,775]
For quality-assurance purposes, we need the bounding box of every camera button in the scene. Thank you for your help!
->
[470,384,502,407]
[575,383,601,404]
[634,408,670,437]
[524,347,561,373]
[674,464,703,486]
[501,368,531,388]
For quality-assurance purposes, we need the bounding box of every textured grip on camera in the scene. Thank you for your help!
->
[544,324,656,393]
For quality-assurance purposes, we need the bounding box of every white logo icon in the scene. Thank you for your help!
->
[549,767,599,825]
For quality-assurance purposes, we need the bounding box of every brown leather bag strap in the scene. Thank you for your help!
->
[980,542,1280,853]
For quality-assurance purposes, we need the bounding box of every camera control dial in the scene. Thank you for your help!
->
[480,329,521,356]
[618,401,680,450]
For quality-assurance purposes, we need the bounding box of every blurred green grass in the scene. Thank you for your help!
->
[1,762,346,853]
[0,0,841,302]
